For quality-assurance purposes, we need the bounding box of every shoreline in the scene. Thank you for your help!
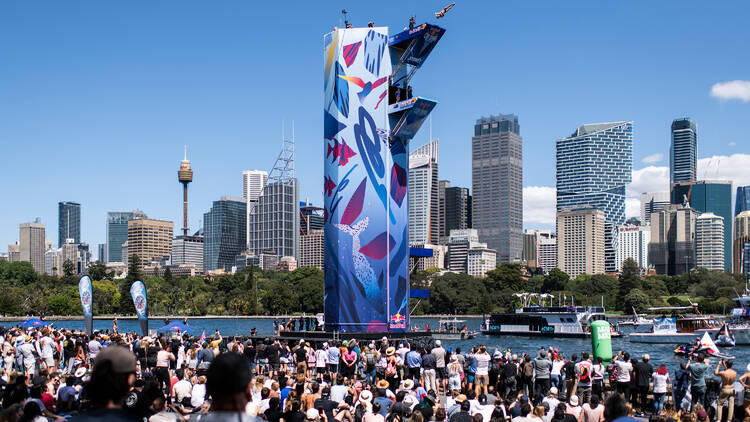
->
[0,314,487,322]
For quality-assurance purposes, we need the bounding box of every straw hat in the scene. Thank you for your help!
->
[359,390,373,403]
[401,379,414,390]
[386,346,395,357]
[376,379,390,389]
[455,394,468,403]
[569,395,579,406]
[74,367,87,378]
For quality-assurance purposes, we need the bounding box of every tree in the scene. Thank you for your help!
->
[577,274,618,296]
[618,258,642,310]
[485,264,523,293]
[62,260,76,278]
[542,268,569,293]
[87,262,110,281]
[48,295,73,315]
[429,273,492,314]
[163,267,173,285]
[623,289,650,313]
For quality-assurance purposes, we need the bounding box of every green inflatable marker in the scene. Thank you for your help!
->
[590,320,613,362]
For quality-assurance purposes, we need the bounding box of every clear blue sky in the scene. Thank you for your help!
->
[1,1,749,252]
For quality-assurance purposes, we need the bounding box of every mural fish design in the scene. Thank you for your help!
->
[324,176,337,197]
[327,139,358,166]
[334,217,379,301]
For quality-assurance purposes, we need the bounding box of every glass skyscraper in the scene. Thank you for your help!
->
[248,181,299,259]
[58,201,81,247]
[736,186,750,217]
[106,210,146,263]
[671,180,733,271]
[556,121,633,272]
[472,114,523,263]
[408,139,439,245]
[203,197,247,272]
[670,118,697,185]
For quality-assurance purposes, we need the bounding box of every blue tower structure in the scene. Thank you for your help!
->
[323,22,445,332]
[736,186,750,217]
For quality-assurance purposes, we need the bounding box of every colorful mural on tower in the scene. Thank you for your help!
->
[323,27,406,332]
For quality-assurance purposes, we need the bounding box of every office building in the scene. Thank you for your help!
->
[204,197,246,272]
[649,205,698,275]
[472,114,523,263]
[248,181,299,259]
[45,249,62,277]
[127,218,173,264]
[446,229,484,273]
[242,170,268,242]
[695,212,724,271]
[409,244,446,272]
[733,211,750,275]
[468,247,497,277]
[172,234,204,273]
[442,186,471,245]
[107,210,147,263]
[77,243,91,274]
[97,243,106,263]
[299,229,324,270]
[523,229,557,273]
[300,201,324,236]
[438,180,449,243]
[670,118,697,185]
[671,180,732,271]
[736,186,750,217]
[615,225,650,272]
[7,244,20,262]
[408,139,440,245]
[19,220,46,274]
[557,121,632,272]
[277,256,297,272]
[640,192,670,225]
[557,209,605,279]
[58,201,81,247]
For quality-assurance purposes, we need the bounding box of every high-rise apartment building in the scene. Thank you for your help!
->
[671,180,732,271]
[58,201,81,247]
[97,243,106,263]
[695,212,724,271]
[557,121,632,272]
[523,229,557,273]
[248,181,299,259]
[472,114,522,263]
[242,170,268,242]
[649,205,698,275]
[7,244,20,262]
[446,229,480,273]
[409,139,439,245]
[442,186,471,245]
[556,209,606,279]
[736,186,750,217]
[640,192,670,225]
[204,197,246,272]
[127,218,173,264]
[615,225,650,272]
[299,229,324,270]
[670,118,697,185]
[172,234,204,273]
[735,211,750,276]
[19,220,46,274]
[107,210,147,263]
[467,247,497,277]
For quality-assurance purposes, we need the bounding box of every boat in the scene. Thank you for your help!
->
[481,293,621,338]
[674,332,735,360]
[617,307,653,329]
[694,286,750,345]
[628,305,722,344]
[430,317,478,341]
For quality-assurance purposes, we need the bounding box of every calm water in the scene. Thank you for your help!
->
[9,317,747,376]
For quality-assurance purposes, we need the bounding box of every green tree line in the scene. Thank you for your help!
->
[0,256,744,317]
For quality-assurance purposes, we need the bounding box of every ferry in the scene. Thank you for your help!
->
[480,293,619,338]
[628,306,722,344]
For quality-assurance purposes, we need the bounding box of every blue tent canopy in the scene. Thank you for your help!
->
[21,318,50,327]
[157,322,192,333]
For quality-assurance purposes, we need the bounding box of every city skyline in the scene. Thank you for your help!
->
[2,1,750,251]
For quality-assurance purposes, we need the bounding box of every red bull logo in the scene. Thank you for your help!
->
[390,313,406,329]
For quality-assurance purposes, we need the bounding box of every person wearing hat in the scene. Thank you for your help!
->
[306,408,321,422]
[565,395,582,420]
[70,346,137,421]
[543,387,560,412]
[198,351,255,421]
[432,340,447,395]
[373,384,393,416]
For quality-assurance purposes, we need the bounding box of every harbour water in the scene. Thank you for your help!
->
[7,316,747,376]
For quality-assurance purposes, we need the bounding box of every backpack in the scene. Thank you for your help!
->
[523,362,534,377]
[386,361,397,377]
[365,352,377,367]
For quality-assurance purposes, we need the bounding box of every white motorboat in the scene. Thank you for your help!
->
[629,305,722,343]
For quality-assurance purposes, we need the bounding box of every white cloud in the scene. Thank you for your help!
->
[729,141,737,147]
[523,186,556,227]
[641,153,664,164]
[626,165,669,200]
[710,80,750,102]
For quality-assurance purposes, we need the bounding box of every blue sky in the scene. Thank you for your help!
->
[1,1,749,252]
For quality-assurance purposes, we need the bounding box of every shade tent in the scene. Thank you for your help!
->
[156,322,191,333]
[21,318,50,327]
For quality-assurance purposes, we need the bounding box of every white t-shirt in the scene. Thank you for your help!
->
[653,372,669,393]
[316,349,329,367]
[173,379,192,401]
[39,337,54,359]
[331,384,349,403]
[475,353,491,376]
[551,360,565,376]
[615,360,632,383]
[191,383,206,407]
